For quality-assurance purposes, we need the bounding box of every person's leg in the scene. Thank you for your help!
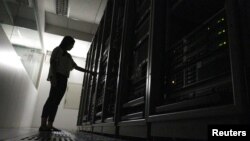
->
[47,74,68,131]
[41,118,47,127]
[40,85,57,131]
[47,93,64,130]
[41,86,57,119]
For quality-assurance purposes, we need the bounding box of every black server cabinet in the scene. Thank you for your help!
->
[77,52,90,127]
[81,51,91,124]
[239,0,250,106]
[79,50,92,131]
[102,0,125,124]
[93,1,114,125]
[79,26,102,132]
[148,0,250,140]
[92,0,126,135]
[93,0,114,125]
[90,28,103,124]
[116,0,151,138]
[85,41,98,123]
[120,0,150,121]
[91,18,105,125]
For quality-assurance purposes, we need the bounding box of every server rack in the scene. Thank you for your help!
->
[90,0,127,135]
[78,0,250,140]
[78,25,102,132]
[148,0,250,140]
[85,40,98,124]
[79,49,92,132]
[116,0,151,138]
[102,0,125,124]
[77,51,90,129]
[91,0,114,134]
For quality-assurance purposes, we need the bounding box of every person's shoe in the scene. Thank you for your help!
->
[50,127,61,132]
[39,126,51,132]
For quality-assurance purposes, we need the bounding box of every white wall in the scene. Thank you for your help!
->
[0,26,38,128]
[32,53,85,131]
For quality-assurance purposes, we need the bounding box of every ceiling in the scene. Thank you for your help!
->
[0,0,107,58]
[45,0,107,24]
[44,0,107,41]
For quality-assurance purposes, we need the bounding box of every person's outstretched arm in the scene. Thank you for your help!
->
[74,63,96,75]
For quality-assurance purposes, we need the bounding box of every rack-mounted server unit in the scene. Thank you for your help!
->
[159,9,232,113]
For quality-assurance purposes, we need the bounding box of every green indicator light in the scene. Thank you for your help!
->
[219,42,227,47]
[218,29,226,35]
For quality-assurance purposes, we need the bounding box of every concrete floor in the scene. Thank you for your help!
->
[0,128,129,141]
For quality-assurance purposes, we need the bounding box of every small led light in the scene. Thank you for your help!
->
[224,41,227,45]
[223,29,226,32]
[171,80,175,84]
[207,27,210,30]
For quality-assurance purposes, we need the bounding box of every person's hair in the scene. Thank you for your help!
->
[59,36,75,49]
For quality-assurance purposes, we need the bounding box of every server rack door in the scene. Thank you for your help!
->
[93,0,115,124]
[82,51,92,124]
[99,0,127,124]
[77,52,90,125]
[85,45,96,123]
[92,19,105,124]
[118,0,152,122]
[90,32,102,124]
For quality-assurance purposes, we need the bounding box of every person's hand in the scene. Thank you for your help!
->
[51,76,57,86]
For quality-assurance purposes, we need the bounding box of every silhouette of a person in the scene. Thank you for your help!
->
[39,36,93,132]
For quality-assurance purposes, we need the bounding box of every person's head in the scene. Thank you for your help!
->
[59,36,75,51]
